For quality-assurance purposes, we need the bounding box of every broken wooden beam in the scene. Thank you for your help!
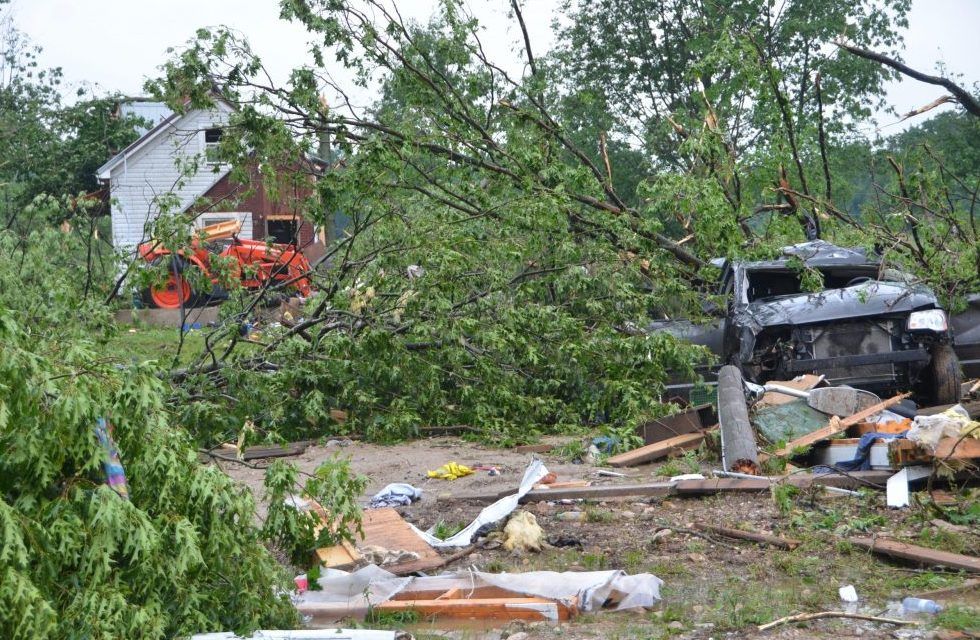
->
[693,523,801,550]
[850,537,980,573]
[775,392,911,457]
[934,436,980,461]
[673,471,893,496]
[517,482,673,502]
[606,432,705,468]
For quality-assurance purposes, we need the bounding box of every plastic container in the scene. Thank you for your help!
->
[901,597,942,614]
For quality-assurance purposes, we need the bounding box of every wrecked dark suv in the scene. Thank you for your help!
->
[653,241,963,405]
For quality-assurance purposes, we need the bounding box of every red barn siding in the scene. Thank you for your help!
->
[192,162,324,260]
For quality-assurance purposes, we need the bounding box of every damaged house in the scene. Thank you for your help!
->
[95,97,328,263]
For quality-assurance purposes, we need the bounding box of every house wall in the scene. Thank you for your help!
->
[107,105,234,258]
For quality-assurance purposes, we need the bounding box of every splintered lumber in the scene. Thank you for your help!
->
[717,366,759,473]
[934,436,980,460]
[850,537,980,573]
[375,597,573,621]
[606,432,705,467]
[513,443,555,454]
[774,392,911,457]
[693,523,801,550]
[375,587,577,621]
[758,611,916,632]
[314,506,442,572]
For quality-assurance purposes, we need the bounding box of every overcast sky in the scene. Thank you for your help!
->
[8,0,979,132]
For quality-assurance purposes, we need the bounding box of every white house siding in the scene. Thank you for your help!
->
[108,105,234,258]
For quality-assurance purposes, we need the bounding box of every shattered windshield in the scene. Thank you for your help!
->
[744,265,901,302]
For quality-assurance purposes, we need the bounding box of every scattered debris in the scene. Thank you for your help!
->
[296,565,663,624]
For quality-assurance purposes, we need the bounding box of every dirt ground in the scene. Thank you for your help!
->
[217,437,980,640]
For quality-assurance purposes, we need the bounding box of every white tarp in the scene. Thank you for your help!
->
[413,458,550,548]
[294,564,663,621]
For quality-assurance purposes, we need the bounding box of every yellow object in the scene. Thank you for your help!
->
[502,511,545,553]
[427,461,474,481]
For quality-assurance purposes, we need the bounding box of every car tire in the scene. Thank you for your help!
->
[921,344,962,406]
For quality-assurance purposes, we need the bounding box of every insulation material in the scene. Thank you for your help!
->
[907,405,980,452]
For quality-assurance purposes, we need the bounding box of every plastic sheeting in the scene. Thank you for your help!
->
[294,564,663,621]
[414,458,550,548]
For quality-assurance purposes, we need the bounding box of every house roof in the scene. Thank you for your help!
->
[95,95,236,181]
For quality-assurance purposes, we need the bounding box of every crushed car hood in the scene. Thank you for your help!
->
[737,281,939,329]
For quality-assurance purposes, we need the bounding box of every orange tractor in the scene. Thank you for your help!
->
[139,220,314,309]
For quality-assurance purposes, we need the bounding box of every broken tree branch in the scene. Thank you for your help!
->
[758,611,917,632]
[836,41,980,118]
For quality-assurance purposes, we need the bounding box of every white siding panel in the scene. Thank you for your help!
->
[108,105,233,258]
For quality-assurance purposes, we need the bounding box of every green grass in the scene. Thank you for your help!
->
[935,605,980,632]
[103,325,210,366]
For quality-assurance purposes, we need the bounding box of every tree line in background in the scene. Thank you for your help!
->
[1,0,979,637]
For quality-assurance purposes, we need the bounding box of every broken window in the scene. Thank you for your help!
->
[204,128,223,164]
[267,218,299,245]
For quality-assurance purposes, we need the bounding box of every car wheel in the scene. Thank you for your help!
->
[921,344,962,406]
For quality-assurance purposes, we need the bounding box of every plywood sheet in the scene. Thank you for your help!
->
[359,507,442,566]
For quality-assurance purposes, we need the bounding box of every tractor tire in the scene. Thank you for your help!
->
[921,344,963,406]
[145,258,193,310]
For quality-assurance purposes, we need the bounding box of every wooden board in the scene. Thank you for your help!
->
[850,537,980,573]
[606,432,705,468]
[674,471,894,495]
[359,507,442,568]
[375,595,575,621]
[517,482,673,502]
[934,436,980,460]
[774,393,911,457]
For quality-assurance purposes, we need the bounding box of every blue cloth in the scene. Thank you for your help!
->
[815,431,907,473]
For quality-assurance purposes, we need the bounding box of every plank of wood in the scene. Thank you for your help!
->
[314,539,362,569]
[516,482,674,502]
[850,537,980,573]
[694,523,801,550]
[513,443,555,454]
[532,480,591,491]
[374,596,575,621]
[606,432,705,467]
[934,436,980,460]
[359,507,441,565]
[774,392,911,456]
[674,471,894,495]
